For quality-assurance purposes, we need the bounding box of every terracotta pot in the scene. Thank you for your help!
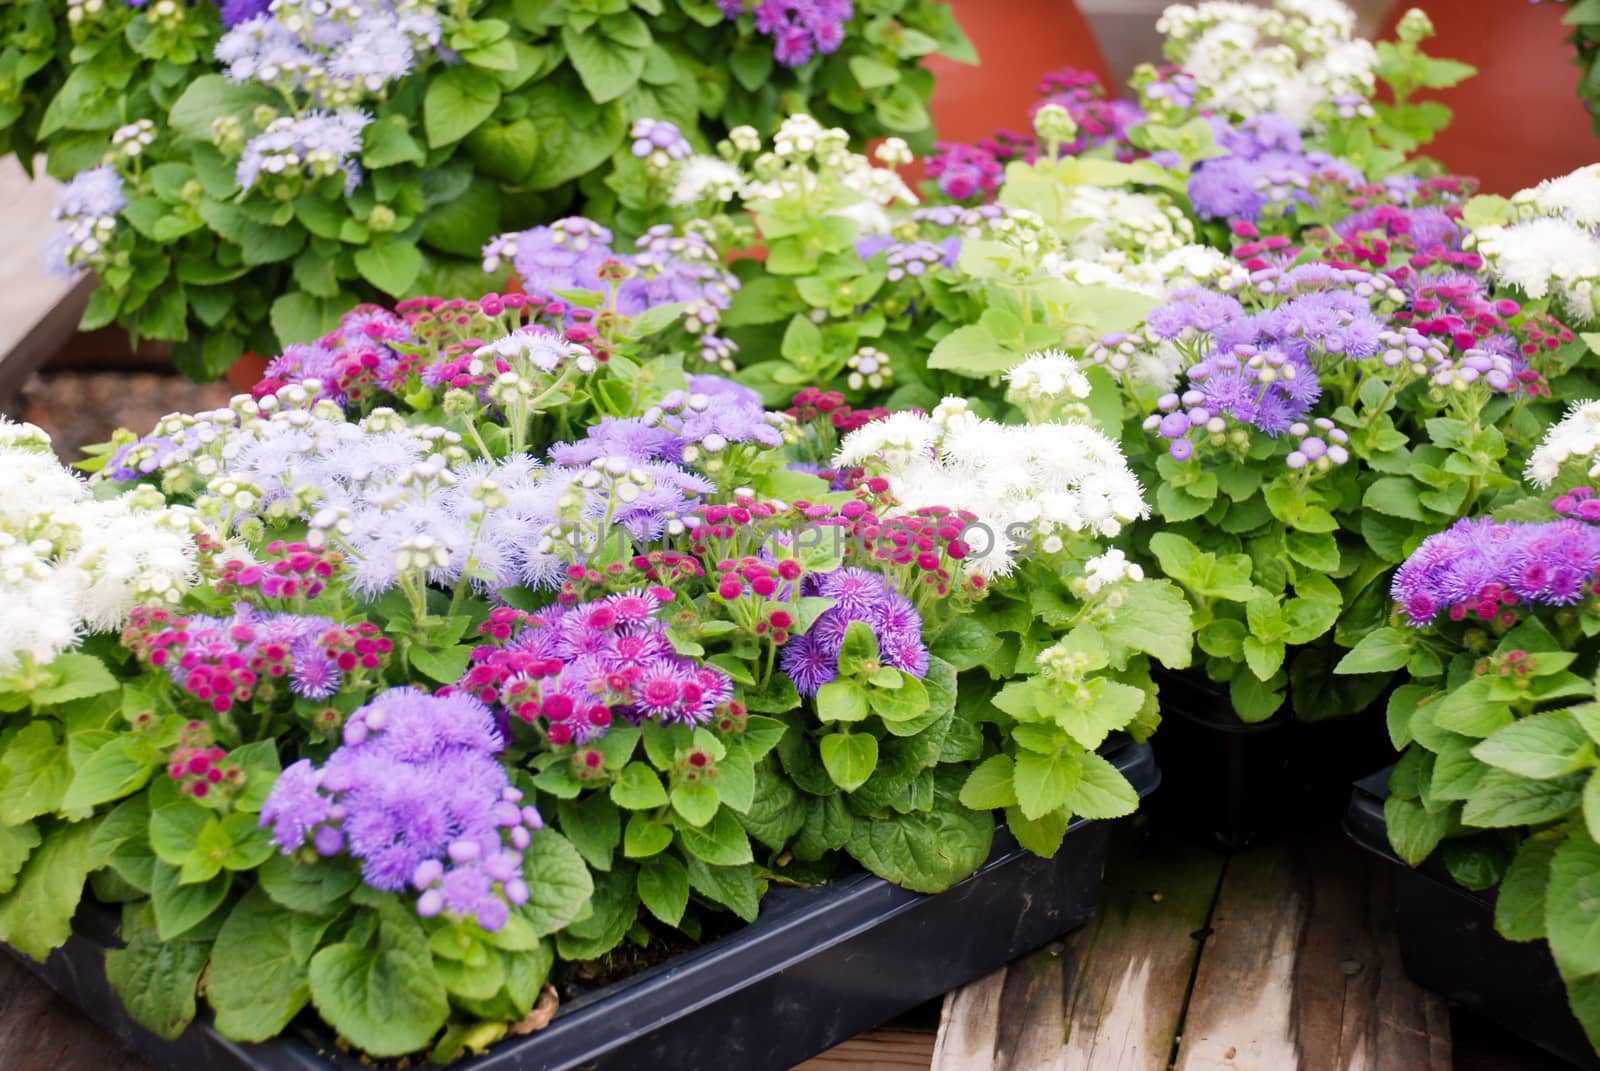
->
[923,0,1112,147]
[1375,0,1596,194]
[225,351,269,394]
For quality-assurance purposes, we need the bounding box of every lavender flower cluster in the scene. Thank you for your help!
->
[43,166,126,277]
[1188,113,1363,221]
[215,0,440,106]
[781,567,929,695]
[235,109,370,193]
[1141,264,1520,463]
[483,214,741,369]
[718,0,853,67]
[1391,510,1600,626]
[261,688,541,932]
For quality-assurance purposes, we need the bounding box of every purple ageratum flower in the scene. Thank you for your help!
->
[736,0,853,67]
[55,166,127,220]
[780,567,928,696]
[220,0,272,26]
[686,374,764,409]
[1266,291,1385,361]
[507,217,616,297]
[1147,287,1246,341]
[259,688,538,932]
[630,118,691,162]
[1189,156,1268,221]
[1392,515,1600,626]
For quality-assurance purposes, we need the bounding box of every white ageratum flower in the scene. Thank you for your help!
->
[670,155,743,207]
[834,405,1148,578]
[0,421,201,673]
[1005,350,1093,404]
[1527,400,1600,488]
[1083,548,1145,594]
[1158,0,1375,123]
[1056,186,1195,260]
[1470,217,1600,324]
[1512,163,1600,228]
[1083,329,1190,393]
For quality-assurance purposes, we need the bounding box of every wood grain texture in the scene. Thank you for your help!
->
[1173,834,1451,1071]
[0,954,149,1071]
[930,829,1225,1071]
[793,1028,935,1071]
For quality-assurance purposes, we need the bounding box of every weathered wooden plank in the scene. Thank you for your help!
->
[0,954,149,1071]
[794,1027,935,1070]
[0,158,87,403]
[1173,834,1451,1071]
[930,828,1225,1071]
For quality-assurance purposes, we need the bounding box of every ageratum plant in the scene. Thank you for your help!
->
[23,0,970,379]
[0,277,1188,1062]
[1371,412,1600,1049]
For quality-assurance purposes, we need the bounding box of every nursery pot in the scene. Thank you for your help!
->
[1373,0,1596,195]
[225,352,270,394]
[1152,669,1393,849]
[923,0,1113,148]
[7,743,1159,1071]
[1344,768,1600,1071]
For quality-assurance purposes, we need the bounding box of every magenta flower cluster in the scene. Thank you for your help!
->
[1391,510,1600,627]
[781,567,929,695]
[455,599,735,746]
[260,688,542,933]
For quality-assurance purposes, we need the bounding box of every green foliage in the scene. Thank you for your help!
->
[9,0,963,379]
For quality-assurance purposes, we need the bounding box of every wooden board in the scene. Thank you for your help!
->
[1172,833,1451,1071]
[794,1028,935,1071]
[931,826,1226,1071]
[0,158,89,402]
[0,954,148,1071]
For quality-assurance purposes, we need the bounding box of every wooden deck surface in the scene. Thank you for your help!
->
[1,819,1575,1071]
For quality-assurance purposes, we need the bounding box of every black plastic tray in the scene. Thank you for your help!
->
[1154,670,1391,848]
[10,743,1159,1071]
[1344,768,1600,1071]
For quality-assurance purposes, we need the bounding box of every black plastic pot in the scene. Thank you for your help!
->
[9,742,1159,1071]
[1344,768,1600,1071]
[1153,670,1392,849]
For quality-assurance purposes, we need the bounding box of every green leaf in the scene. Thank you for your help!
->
[1362,476,1426,521]
[105,905,210,1040]
[1096,579,1194,669]
[353,242,423,298]
[309,903,449,1058]
[424,66,503,148]
[33,653,119,705]
[869,674,929,723]
[151,862,230,940]
[1064,752,1141,819]
[610,762,669,809]
[258,852,360,915]
[845,773,993,893]
[1496,833,1559,942]
[556,865,637,961]
[0,821,40,895]
[0,819,95,959]
[556,794,620,872]
[149,798,212,867]
[1335,627,1413,674]
[361,117,426,168]
[1012,749,1079,821]
[1384,794,1451,864]
[925,324,1010,376]
[208,888,311,1040]
[1006,806,1070,858]
[816,679,869,723]
[820,732,879,792]
[270,291,357,347]
[637,855,689,927]
[1461,769,1584,828]
[1473,712,1591,780]
[684,857,760,922]
[167,74,274,142]
[728,43,773,92]
[562,20,649,103]
[0,721,71,824]
[623,810,673,857]
[670,781,721,827]
[518,829,593,936]
[676,808,753,866]
[959,754,1018,810]
[1547,833,1600,977]
[60,735,159,811]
